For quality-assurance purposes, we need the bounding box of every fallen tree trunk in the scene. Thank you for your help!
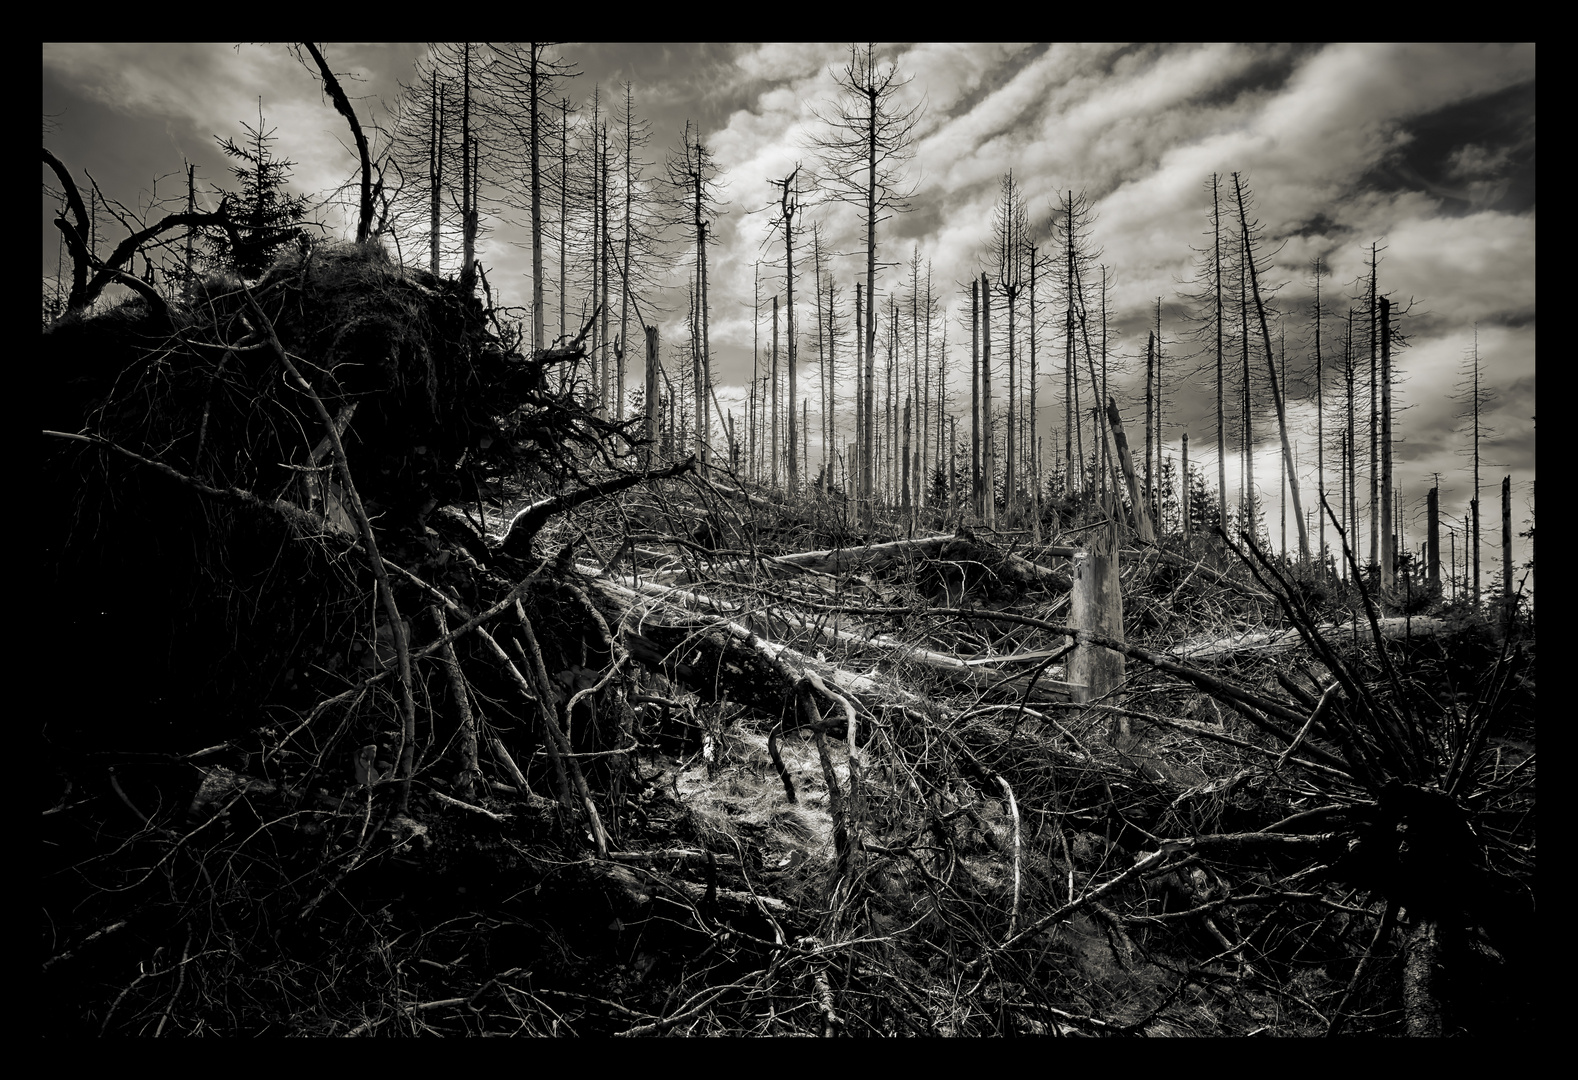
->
[589,570,1082,705]
[768,533,954,573]
[1169,615,1450,662]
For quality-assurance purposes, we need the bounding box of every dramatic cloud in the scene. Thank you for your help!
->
[43,42,1535,579]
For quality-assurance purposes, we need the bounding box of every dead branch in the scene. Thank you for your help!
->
[299,44,373,243]
[500,456,696,559]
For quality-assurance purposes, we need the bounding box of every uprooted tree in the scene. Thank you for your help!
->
[43,124,1533,1036]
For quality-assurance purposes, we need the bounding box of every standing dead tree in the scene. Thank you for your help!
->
[808,43,923,526]
[769,166,805,489]
[667,121,724,467]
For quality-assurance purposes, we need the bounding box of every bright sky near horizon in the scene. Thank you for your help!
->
[43,43,1535,584]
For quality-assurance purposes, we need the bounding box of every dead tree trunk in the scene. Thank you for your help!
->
[1105,396,1155,544]
[981,273,996,528]
[1070,516,1123,713]
[1502,475,1513,633]
[1426,484,1440,592]
[645,326,660,467]
[971,278,981,520]
[1380,296,1394,590]
[771,295,780,487]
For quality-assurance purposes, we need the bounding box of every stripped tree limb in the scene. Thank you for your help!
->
[299,44,374,244]
[499,456,696,558]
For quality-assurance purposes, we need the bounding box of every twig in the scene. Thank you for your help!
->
[428,790,510,823]
[613,981,745,1037]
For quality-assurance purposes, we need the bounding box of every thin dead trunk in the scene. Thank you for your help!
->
[1105,397,1155,543]
[981,273,996,528]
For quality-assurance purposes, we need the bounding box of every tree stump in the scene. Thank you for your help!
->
[1070,515,1124,732]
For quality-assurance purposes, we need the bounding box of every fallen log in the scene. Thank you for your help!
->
[769,533,954,573]
[770,534,1070,596]
[589,569,1081,704]
[1169,616,1449,662]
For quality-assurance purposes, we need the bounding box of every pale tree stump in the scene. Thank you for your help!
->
[1070,515,1126,742]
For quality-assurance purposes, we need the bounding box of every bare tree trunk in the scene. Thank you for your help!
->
[771,294,780,487]
[1346,311,1359,578]
[1145,329,1155,518]
[922,262,932,515]
[949,414,958,523]
[1471,332,1482,612]
[618,86,634,419]
[1213,175,1228,537]
[429,76,444,278]
[529,45,545,353]
[751,264,759,484]
[901,394,912,525]
[862,285,876,527]
[1502,475,1513,632]
[1238,225,1254,535]
[1071,516,1122,710]
[854,283,863,515]
[784,184,799,490]
[1380,295,1394,589]
[1106,397,1155,544]
[1368,245,1379,573]
[1029,248,1040,540]
[981,273,996,528]
[645,326,660,467]
[1154,300,1165,531]
[460,44,475,295]
[1006,284,1017,525]
[1314,261,1326,574]
[815,229,829,493]
[971,278,981,519]
[697,221,710,467]
[1426,484,1440,591]
[600,123,611,417]
[184,162,196,304]
[558,98,568,344]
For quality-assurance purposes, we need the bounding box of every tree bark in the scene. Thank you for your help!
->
[971,278,981,520]
[645,326,660,467]
[1070,517,1123,709]
[1501,475,1513,633]
[1233,173,1310,565]
[981,273,996,528]
[1426,485,1440,592]
[1402,918,1444,1037]
[1105,396,1155,544]
[771,295,780,486]
[1380,296,1394,589]
[302,44,373,245]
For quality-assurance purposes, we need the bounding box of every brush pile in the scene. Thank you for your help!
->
[40,243,1534,1037]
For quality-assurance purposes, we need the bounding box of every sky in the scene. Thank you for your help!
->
[42,43,1535,591]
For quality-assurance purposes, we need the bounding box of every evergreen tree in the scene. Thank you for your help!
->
[1187,464,1222,536]
[213,101,310,278]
